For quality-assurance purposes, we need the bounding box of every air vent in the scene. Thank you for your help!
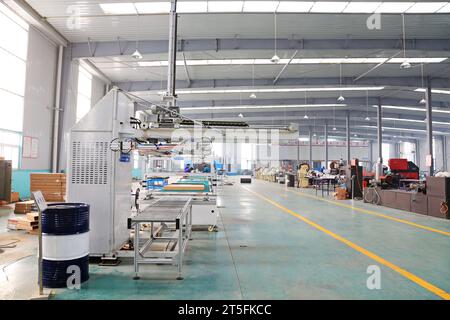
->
[71,141,108,185]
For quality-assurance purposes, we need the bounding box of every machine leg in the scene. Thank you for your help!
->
[133,223,140,280]
[176,221,183,280]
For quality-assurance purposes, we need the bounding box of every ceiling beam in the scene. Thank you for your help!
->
[114,77,450,92]
[71,38,450,59]
[170,97,450,110]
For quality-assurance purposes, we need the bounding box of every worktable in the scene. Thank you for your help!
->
[128,197,193,280]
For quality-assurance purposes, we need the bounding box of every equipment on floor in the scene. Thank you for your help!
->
[297,163,310,188]
[344,158,363,199]
[128,197,192,280]
[388,158,420,180]
[41,203,90,288]
[240,177,252,184]
[286,173,295,187]
[0,159,12,203]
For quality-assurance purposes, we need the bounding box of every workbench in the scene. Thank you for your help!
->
[128,197,193,280]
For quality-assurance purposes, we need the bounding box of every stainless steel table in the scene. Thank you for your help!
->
[128,197,192,280]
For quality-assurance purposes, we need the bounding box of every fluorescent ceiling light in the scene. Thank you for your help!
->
[373,105,450,115]
[383,117,450,126]
[310,1,349,13]
[208,1,244,12]
[171,86,384,95]
[243,1,279,12]
[415,88,450,95]
[343,2,381,13]
[182,104,347,111]
[99,3,137,15]
[276,1,314,12]
[134,2,170,14]
[138,57,446,67]
[438,3,450,12]
[98,2,450,15]
[406,2,447,13]
[388,57,447,64]
[375,2,415,13]
[178,1,208,13]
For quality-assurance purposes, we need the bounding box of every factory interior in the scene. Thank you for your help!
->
[0,0,450,303]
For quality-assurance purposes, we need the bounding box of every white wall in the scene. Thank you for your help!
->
[59,60,107,170]
[21,28,57,170]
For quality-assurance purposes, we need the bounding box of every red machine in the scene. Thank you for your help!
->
[388,158,420,180]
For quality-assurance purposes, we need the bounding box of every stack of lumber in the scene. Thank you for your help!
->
[30,173,66,202]
[7,211,39,233]
[14,200,35,214]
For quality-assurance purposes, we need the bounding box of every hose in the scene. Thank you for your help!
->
[364,186,381,205]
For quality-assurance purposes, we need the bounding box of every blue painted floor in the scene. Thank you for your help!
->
[50,180,450,300]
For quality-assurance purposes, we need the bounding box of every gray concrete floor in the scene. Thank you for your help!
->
[1,179,449,300]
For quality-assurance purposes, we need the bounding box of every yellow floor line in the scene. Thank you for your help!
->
[285,188,450,237]
[242,186,450,300]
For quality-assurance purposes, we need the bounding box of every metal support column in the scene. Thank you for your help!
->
[309,128,313,168]
[51,45,64,173]
[442,136,448,172]
[166,0,178,112]
[346,112,351,164]
[425,81,434,176]
[324,121,329,169]
[376,99,383,180]
[415,139,420,168]
[368,140,373,168]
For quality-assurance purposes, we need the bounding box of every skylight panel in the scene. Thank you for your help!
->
[406,2,447,13]
[134,2,171,14]
[99,3,137,15]
[178,1,208,13]
[276,1,314,12]
[243,1,279,12]
[343,2,381,13]
[310,1,349,13]
[375,2,415,13]
[208,1,244,12]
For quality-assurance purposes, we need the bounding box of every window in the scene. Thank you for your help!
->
[0,3,28,169]
[382,143,390,164]
[133,150,139,169]
[402,142,415,162]
[76,65,93,122]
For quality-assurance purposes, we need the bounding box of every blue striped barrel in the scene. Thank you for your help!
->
[42,203,90,288]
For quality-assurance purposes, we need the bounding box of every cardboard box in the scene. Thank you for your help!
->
[334,187,348,200]
[10,192,19,203]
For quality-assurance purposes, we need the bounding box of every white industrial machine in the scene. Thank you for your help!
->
[67,89,136,258]
[67,87,298,260]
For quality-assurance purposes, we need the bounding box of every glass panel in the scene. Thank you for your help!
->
[0,47,27,96]
[0,89,24,132]
[0,3,28,60]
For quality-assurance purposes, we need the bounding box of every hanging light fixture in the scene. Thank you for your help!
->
[337,64,345,102]
[271,12,280,63]
[250,64,257,99]
[419,63,426,104]
[400,14,411,69]
[365,90,370,121]
[132,13,143,60]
